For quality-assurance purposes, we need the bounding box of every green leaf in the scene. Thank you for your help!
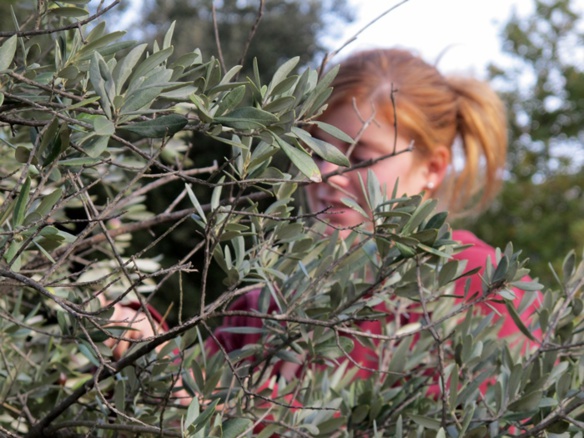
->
[78,340,100,367]
[112,43,147,94]
[0,34,18,70]
[58,157,101,166]
[314,120,355,144]
[215,85,246,116]
[504,301,538,342]
[424,211,448,230]
[83,135,110,158]
[58,65,79,79]
[48,6,89,17]
[130,46,173,85]
[119,114,187,138]
[395,241,417,258]
[275,136,321,182]
[67,96,101,110]
[562,250,576,280]
[402,199,437,234]
[291,127,349,167]
[256,425,280,438]
[189,399,219,434]
[439,260,460,287]
[121,86,162,114]
[215,106,279,130]
[409,415,441,430]
[78,31,125,56]
[85,21,106,42]
[340,197,369,219]
[300,424,320,435]
[186,184,207,224]
[35,188,63,217]
[15,146,34,164]
[189,93,214,123]
[263,95,296,113]
[12,177,31,228]
[300,65,339,116]
[388,336,413,374]
[492,255,509,284]
[93,116,115,136]
[208,134,250,150]
[449,365,460,409]
[266,56,299,95]
[509,280,543,291]
[270,76,299,98]
[184,396,200,428]
[89,52,112,119]
[114,379,126,411]
[4,240,23,265]
[163,21,176,50]
[222,418,253,438]
[210,176,224,210]
[508,390,542,412]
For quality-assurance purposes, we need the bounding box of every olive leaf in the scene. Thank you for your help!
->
[119,114,188,138]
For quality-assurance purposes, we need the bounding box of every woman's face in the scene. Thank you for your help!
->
[306,102,432,238]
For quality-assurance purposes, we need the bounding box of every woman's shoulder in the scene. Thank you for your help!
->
[451,229,490,248]
[229,288,263,310]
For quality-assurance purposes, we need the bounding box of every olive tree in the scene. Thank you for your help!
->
[0,1,583,437]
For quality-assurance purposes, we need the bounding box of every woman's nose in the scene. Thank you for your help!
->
[317,158,338,174]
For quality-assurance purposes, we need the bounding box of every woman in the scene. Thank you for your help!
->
[207,48,539,375]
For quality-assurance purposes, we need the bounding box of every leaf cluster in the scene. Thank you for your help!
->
[0,1,583,438]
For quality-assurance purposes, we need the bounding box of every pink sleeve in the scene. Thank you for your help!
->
[451,230,540,339]
[123,301,169,332]
[205,289,277,355]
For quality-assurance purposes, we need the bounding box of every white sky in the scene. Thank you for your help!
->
[329,0,535,78]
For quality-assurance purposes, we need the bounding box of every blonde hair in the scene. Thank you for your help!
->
[323,48,507,215]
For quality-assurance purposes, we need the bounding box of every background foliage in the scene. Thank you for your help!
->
[461,0,584,286]
[0,1,583,437]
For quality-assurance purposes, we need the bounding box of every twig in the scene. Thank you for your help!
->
[44,421,181,437]
[211,1,226,73]
[236,0,265,78]
[0,0,122,37]
[0,269,86,317]
[416,258,461,430]
[333,329,404,377]
[317,0,411,75]
[8,72,85,102]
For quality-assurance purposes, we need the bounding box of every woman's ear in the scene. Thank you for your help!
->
[424,145,451,190]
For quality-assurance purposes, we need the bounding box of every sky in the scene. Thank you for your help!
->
[327,0,535,78]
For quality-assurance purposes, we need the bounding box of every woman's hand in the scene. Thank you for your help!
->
[97,296,192,405]
[103,302,160,359]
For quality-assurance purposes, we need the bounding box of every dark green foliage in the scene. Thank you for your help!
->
[462,0,584,285]
[134,0,353,81]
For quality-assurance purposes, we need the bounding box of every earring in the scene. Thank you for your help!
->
[425,181,435,190]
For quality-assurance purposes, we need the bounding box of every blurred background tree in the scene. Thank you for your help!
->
[121,0,353,81]
[461,0,584,286]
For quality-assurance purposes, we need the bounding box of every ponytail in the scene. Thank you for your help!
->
[324,48,508,216]
[446,77,508,214]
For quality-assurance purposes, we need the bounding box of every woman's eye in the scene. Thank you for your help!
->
[350,154,370,165]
